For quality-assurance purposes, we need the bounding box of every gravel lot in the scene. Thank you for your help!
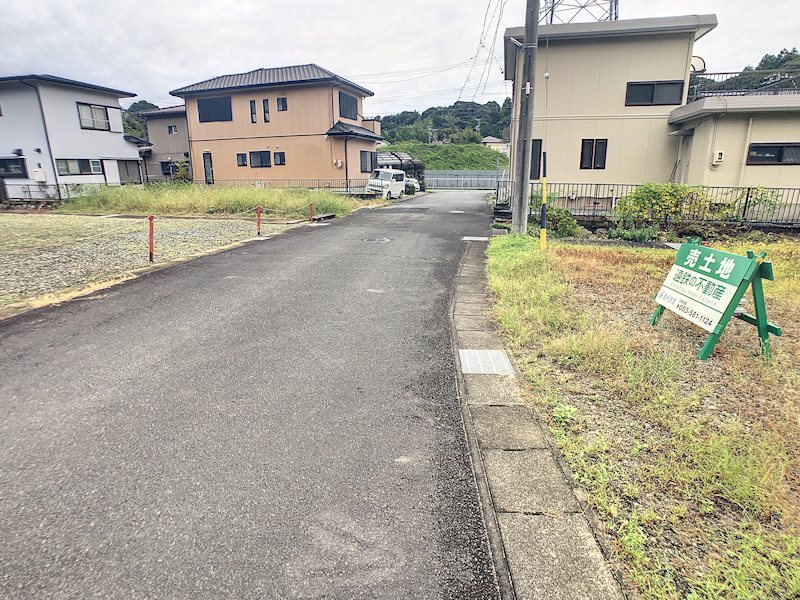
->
[0,214,293,306]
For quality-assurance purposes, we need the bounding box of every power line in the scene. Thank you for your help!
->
[473,0,509,100]
[457,0,498,102]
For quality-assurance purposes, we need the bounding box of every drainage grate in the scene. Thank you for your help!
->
[362,237,391,243]
[459,349,515,375]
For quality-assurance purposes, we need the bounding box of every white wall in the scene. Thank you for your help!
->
[510,32,696,183]
[683,113,800,187]
[37,82,140,185]
[0,83,56,184]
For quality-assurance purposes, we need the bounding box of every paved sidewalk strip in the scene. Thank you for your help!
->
[454,239,624,600]
[500,513,623,600]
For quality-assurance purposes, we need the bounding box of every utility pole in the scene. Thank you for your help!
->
[511,0,541,235]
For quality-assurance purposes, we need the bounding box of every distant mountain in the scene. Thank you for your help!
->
[378,98,512,144]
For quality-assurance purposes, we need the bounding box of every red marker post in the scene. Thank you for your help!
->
[309,203,314,223]
[256,205,262,236]
[148,215,154,262]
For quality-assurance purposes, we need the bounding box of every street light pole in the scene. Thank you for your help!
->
[511,0,541,235]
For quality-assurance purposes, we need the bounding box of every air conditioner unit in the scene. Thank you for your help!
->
[712,150,725,165]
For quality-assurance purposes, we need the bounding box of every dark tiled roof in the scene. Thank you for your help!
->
[170,64,373,98]
[124,134,151,146]
[138,105,186,119]
[0,74,135,97]
[326,121,384,141]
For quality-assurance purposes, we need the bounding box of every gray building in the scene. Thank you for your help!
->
[138,105,191,181]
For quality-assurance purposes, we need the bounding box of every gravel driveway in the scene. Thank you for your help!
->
[0,214,293,306]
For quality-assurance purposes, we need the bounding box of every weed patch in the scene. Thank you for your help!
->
[486,235,800,598]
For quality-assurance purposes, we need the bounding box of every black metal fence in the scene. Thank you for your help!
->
[495,180,800,226]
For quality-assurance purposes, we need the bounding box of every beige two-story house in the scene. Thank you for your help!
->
[170,64,382,184]
[504,14,800,189]
[504,15,718,185]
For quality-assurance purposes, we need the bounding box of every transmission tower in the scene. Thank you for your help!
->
[540,0,619,24]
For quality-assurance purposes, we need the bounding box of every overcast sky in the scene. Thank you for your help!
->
[2,0,795,116]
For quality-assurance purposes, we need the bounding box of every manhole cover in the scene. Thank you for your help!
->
[362,237,391,243]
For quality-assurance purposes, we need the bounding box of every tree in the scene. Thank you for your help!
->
[122,100,158,141]
[449,129,482,144]
[377,98,512,145]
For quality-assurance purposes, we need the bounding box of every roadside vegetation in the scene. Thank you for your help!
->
[55,183,369,218]
[381,142,508,170]
[487,234,800,599]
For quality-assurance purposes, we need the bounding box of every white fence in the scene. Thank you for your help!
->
[425,170,507,190]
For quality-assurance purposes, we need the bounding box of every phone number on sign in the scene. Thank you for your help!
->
[675,299,714,328]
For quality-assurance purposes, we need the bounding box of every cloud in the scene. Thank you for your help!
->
[1,0,795,115]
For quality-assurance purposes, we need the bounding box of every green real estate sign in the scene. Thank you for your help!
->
[651,239,781,360]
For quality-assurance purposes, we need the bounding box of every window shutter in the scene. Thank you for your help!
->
[360,151,368,172]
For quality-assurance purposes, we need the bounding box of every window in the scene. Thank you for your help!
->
[237,153,247,166]
[625,81,684,106]
[249,151,271,168]
[0,157,27,178]
[262,99,270,123]
[580,139,608,170]
[160,161,174,176]
[277,97,288,111]
[360,150,377,173]
[56,159,104,176]
[393,173,404,182]
[274,152,286,166]
[167,125,178,135]
[747,143,800,165]
[77,103,110,130]
[339,91,358,120]
[197,96,233,122]
[250,100,257,123]
[530,139,543,180]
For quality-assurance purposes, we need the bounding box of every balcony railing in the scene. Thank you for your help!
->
[688,69,800,102]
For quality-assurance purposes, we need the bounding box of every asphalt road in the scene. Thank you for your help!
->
[0,190,499,599]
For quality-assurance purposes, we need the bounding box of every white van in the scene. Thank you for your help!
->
[367,168,406,200]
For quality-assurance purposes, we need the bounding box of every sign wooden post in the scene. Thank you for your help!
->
[650,239,781,360]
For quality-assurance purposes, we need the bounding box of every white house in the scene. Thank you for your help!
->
[481,135,510,156]
[0,74,142,191]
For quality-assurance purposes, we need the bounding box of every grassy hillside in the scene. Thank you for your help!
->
[382,143,509,170]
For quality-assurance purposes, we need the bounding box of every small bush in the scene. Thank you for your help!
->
[404,182,416,195]
[618,182,711,228]
[608,225,660,243]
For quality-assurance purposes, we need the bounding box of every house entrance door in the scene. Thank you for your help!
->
[203,152,214,184]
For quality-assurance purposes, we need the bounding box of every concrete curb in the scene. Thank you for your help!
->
[451,236,625,600]
[449,247,515,600]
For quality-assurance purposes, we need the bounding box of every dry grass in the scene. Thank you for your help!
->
[54,183,377,218]
[487,234,800,599]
